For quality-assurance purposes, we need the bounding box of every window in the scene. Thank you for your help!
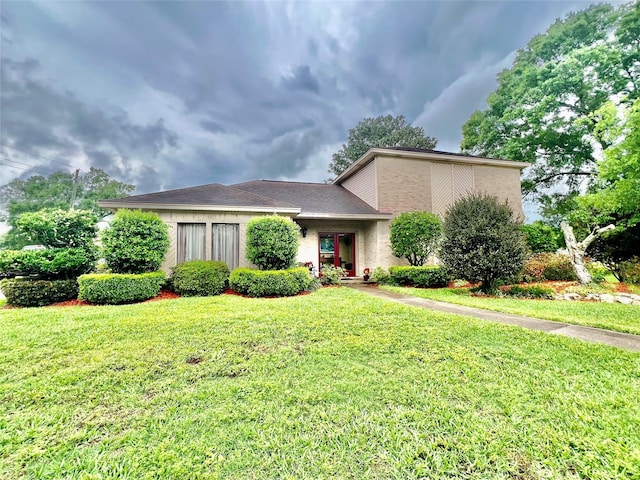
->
[212,223,239,270]
[177,223,206,263]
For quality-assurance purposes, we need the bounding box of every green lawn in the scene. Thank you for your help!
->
[1,288,639,479]
[384,285,640,336]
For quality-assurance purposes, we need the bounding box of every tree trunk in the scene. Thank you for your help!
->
[560,222,615,285]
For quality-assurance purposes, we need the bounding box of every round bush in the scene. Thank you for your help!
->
[522,253,577,282]
[0,278,78,307]
[170,260,230,296]
[246,216,300,270]
[229,267,313,297]
[390,211,442,266]
[440,193,528,293]
[78,271,165,304]
[101,209,169,274]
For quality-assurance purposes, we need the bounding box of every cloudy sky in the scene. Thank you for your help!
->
[1,0,610,196]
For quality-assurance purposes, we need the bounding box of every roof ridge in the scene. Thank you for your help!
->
[226,183,299,209]
[232,179,329,187]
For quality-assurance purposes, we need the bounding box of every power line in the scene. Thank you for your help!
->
[0,142,85,171]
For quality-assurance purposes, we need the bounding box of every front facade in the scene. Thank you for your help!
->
[99,147,529,276]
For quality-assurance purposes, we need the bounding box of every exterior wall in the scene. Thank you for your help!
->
[473,165,525,219]
[341,159,377,208]
[374,156,432,214]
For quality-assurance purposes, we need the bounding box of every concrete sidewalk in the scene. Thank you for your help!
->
[348,284,640,352]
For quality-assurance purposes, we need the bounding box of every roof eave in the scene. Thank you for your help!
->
[295,212,393,220]
[332,148,532,184]
[98,201,301,215]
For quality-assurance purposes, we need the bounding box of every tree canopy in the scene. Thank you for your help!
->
[460,3,639,217]
[329,115,437,176]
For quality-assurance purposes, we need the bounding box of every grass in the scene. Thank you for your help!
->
[384,285,640,336]
[1,288,639,479]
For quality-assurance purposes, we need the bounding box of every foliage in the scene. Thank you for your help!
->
[521,221,564,253]
[170,260,230,297]
[15,209,97,249]
[619,258,640,285]
[589,223,640,282]
[78,271,165,304]
[319,264,345,285]
[245,216,299,271]
[0,278,78,307]
[0,247,98,280]
[460,3,639,216]
[389,212,442,266]
[499,284,555,300]
[388,266,451,288]
[1,288,639,479]
[522,253,577,283]
[369,266,391,284]
[229,267,314,297]
[329,115,437,176]
[101,209,169,274]
[440,193,528,293]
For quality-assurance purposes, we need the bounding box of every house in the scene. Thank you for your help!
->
[99,147,529,276]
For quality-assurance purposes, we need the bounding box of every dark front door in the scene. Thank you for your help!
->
[319,232,355,277]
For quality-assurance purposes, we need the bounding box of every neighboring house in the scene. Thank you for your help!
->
[99,147,529,276]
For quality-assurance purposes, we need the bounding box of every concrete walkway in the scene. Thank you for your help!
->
[348,284,640,352]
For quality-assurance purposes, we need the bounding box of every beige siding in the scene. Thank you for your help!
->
[375,155,432,215]
[342,159,377,208]
[431,162,453,217]
[473,165,525,219]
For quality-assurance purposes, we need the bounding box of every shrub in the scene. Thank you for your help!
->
[229,267,314,297]
[589,223,640,281]
[522,253,577,282]
[619,257,640,285]
[0,246,98,280]
[170,260,230,296]
[370,266,391,284]
[521,221,564,253]
[440,193,528,293]
[245,216,299,270]
[78,271,165,304]
[0,278,78,307]
[16,209,98,248]
[101,209,169,274]
[499,284,555,299]
[389,212,442,266]
[388,266,451,287]
[319,264,345,285]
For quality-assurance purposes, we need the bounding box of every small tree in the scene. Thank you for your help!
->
[521,221,564,254]
[440,193,527,293]
[16,209,98,249]
[246,216,299,270]
[101,209,169,274]
[390,212,441,266]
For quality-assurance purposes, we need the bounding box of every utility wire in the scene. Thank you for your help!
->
[0,142,85,171]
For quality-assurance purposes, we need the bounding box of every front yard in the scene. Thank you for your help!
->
[383,285,640,335]
[1,287,639,479]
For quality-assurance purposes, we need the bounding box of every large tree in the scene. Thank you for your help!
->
[329,115,437,176]
[460,3,639,217]
[0,168,133,248]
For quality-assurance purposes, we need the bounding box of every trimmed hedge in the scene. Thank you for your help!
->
[499,284,555,299]
[0,247,98,280]
[388,266,451,287]
[170,260,230,296]
[522,253,577,282]
[0,278,78,307]
[78,271,165,304]
[229,267,315,297]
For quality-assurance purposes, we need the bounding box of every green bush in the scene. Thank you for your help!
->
[499,284,555,299]
[78,271,165,304]
[388,266,451,287]
[590,224,640,281]
[16,209,98,248]
[619,257,640,285]
[522,253,577,282]
[440,193,528,293]
[390,212,442,266]
[101,210,169,274]
[170,260,230,296]
[319,264,345,285]
[0,278,78,307]
[521,221,564,253]
[369,267,391,284]
[245,216,299,270]
[0,246,98,280]
[229,267,313,297]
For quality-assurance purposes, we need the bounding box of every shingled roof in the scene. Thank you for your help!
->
[231,180,387,218]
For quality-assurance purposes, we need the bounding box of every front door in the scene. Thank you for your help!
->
[319,232,355,277]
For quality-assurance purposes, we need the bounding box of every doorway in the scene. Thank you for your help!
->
[319,232,355,277]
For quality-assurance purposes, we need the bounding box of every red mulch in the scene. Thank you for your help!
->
[45,290,181,308]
